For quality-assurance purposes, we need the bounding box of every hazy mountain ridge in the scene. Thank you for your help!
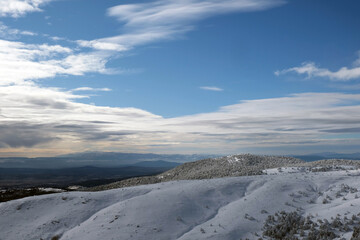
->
[0,162,181,189]
[292,152,360,161]
[0,152,216,169]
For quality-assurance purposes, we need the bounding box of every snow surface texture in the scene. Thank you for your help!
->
[2,167,360,239]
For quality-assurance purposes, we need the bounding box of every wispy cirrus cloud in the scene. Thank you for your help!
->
[275,51,360,81]
[200,86,223,91]
[79,0,285,51]
[0,0,54,18]
[107,0,284,28]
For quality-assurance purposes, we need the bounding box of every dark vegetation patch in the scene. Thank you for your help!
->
[0,188,59,202]
[261,211,360,240]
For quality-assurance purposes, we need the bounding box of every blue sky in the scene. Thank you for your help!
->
[0,0,360,157]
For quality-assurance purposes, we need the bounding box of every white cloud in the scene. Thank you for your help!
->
[57,52,112,76]
[72,87,112,92]
[50,36,63,41]
[0,0,54,18]
[200,86,223,91]
[276,52,360,81]
[0,39,114,85]
[0,39,70,85]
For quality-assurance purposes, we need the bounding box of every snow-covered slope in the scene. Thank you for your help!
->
[2,167,360,239]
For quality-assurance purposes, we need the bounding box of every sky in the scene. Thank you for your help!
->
[0,0,360,157]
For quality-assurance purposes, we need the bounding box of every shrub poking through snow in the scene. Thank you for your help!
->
[352,226,360,239]
[262,211,360,240]
[262,211,308,239]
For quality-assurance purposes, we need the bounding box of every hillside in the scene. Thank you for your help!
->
[2,165,360,239]
[89,154,304,191]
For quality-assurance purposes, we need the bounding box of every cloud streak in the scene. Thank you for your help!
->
[200,86,223,91]
[71,87,112,92]
[276,52,360,81]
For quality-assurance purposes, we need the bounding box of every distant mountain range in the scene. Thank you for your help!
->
[0,152,214,188]
[291,152,360,162]
[0,165,178,188]
[0,152,217,169]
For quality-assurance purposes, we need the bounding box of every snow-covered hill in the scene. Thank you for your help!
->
[2,166,360,239]
[90,154,304,191]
